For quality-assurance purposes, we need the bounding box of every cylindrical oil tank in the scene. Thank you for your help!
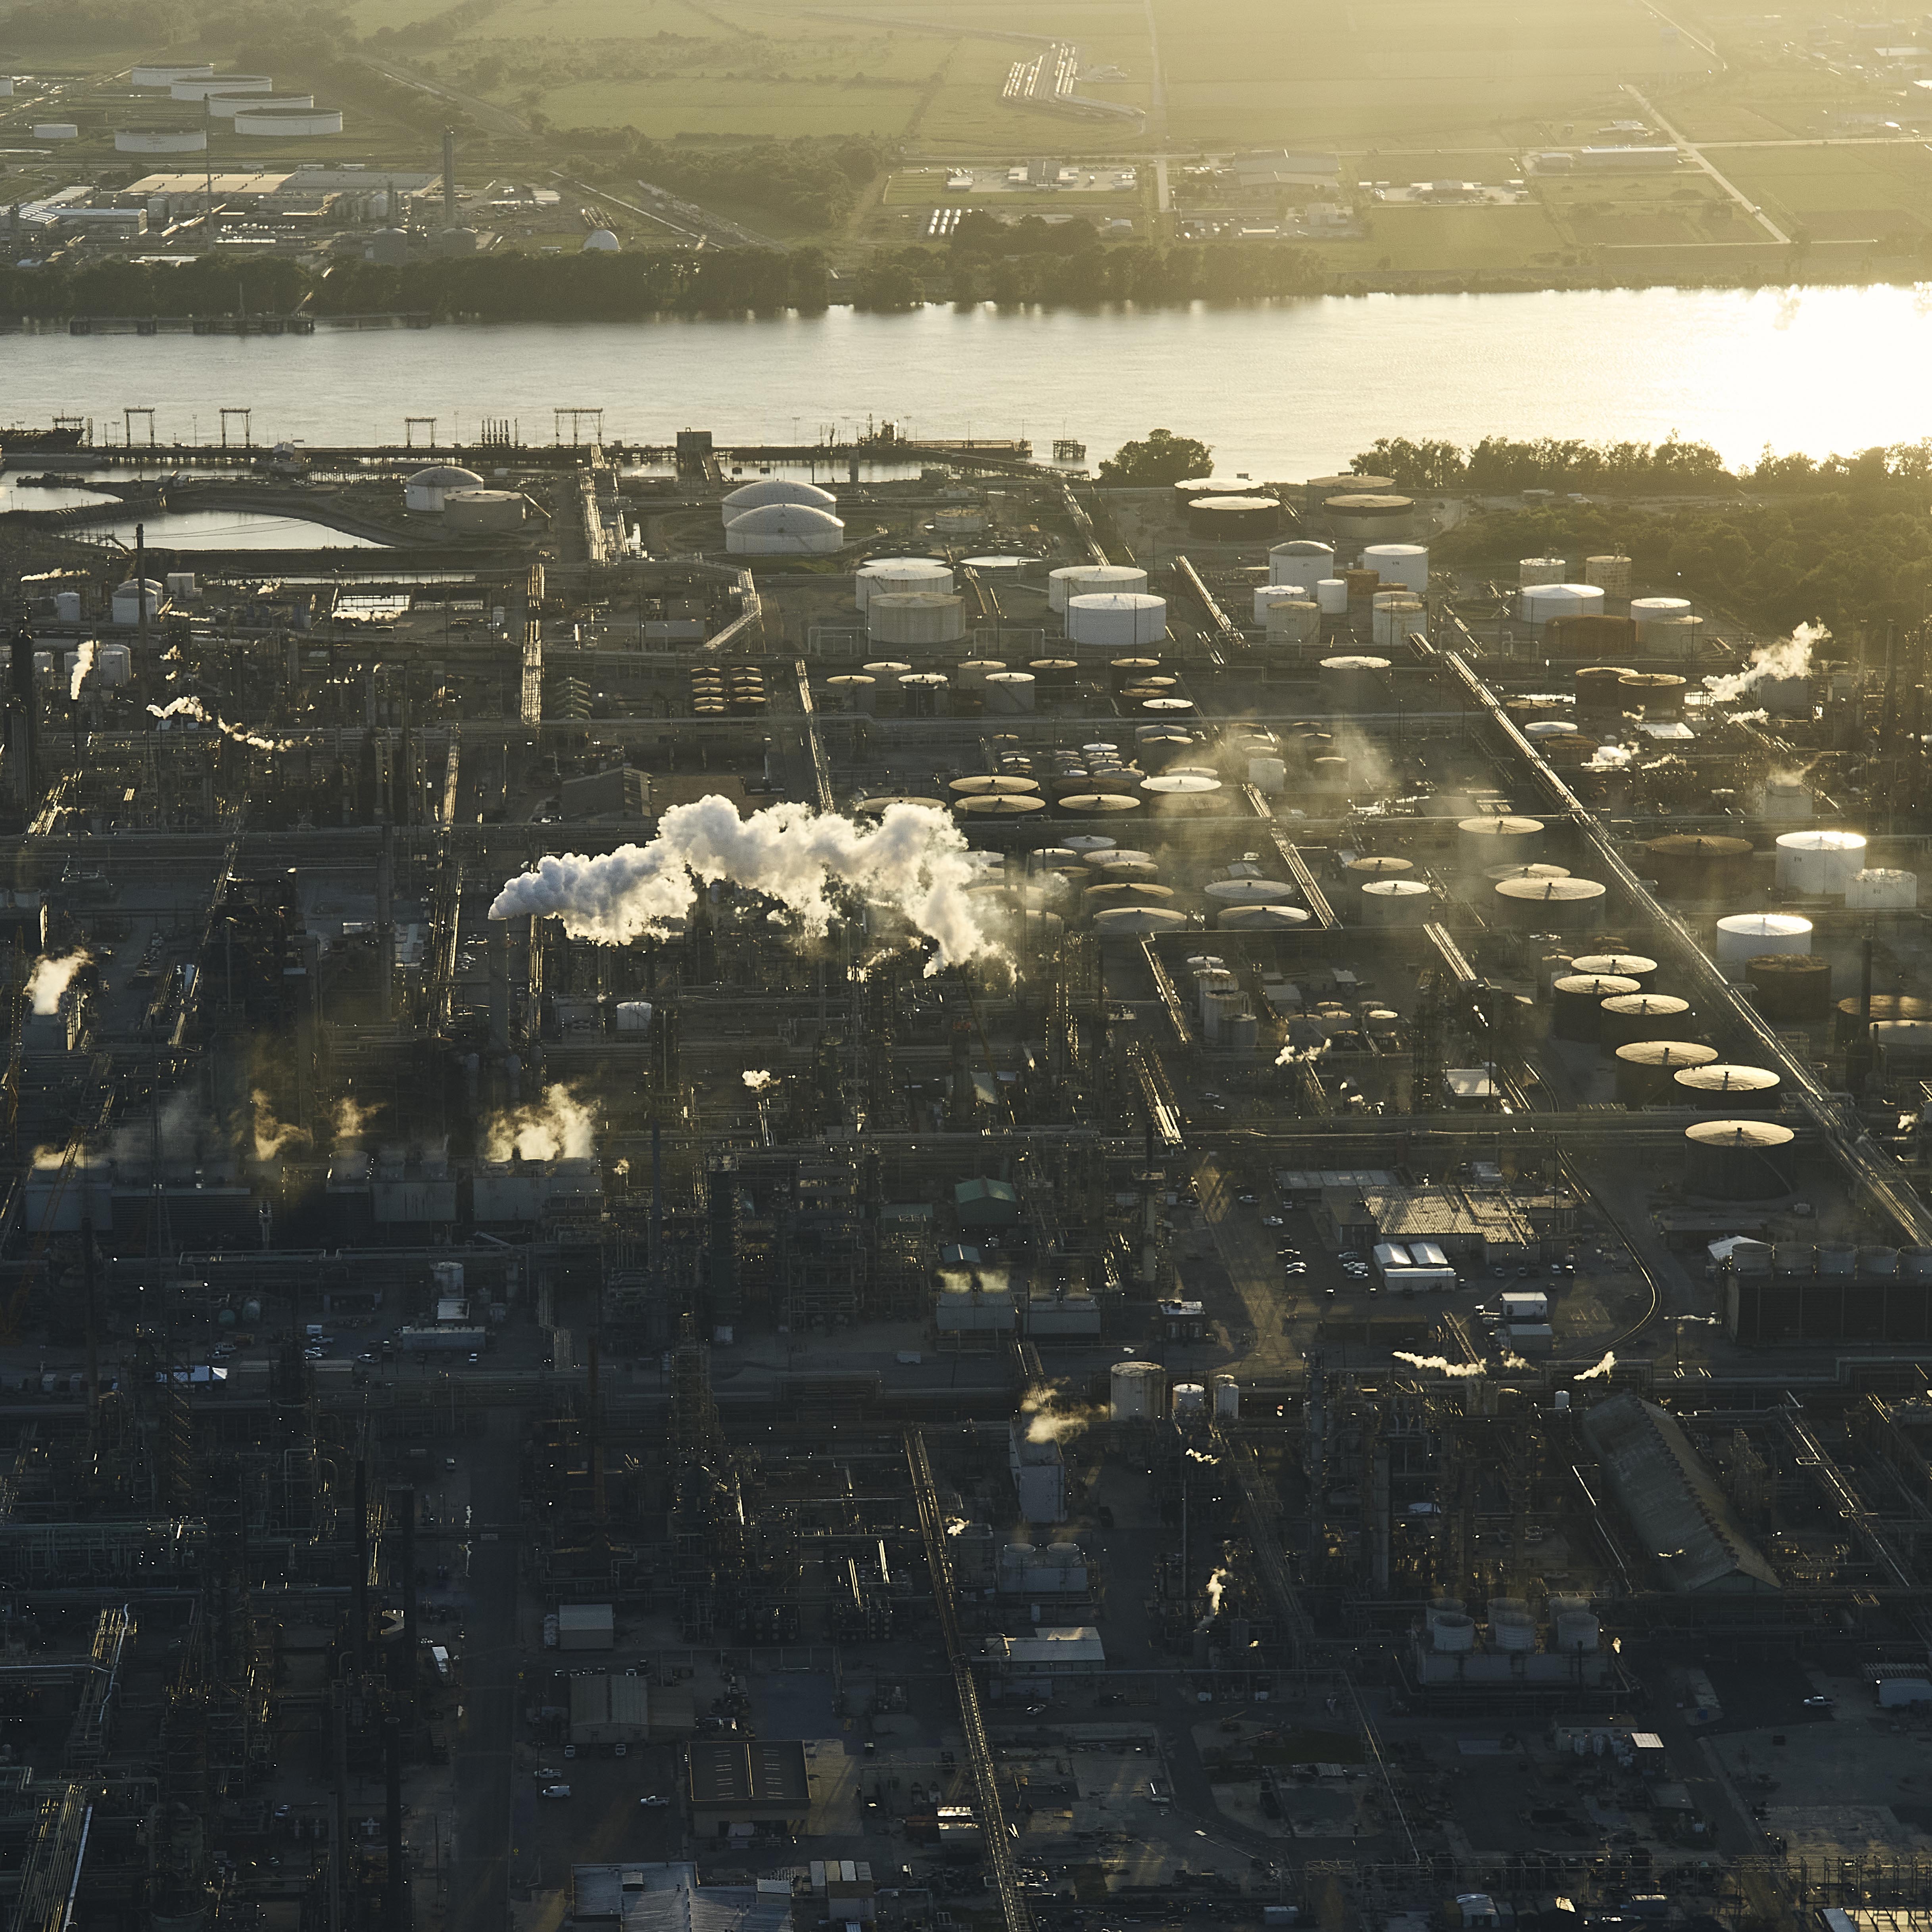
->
[1618,671,1686,714]
[1552,974,1641,1042]
[1343,568,1380,604]
[1067,593,1166,647]
[1048,563,1147,613]
[1638,833,1755,898]
[1107,658,1162,691]
[1250,756,1288,795]
[1540,733,1600,770]
[1316,578,1349,615]
[1188,494,1280,538]
[1083,881,1175,919]
[1598,995,1691,1054]
[1364,543,1428,592]
[1487,862,1570,886]
[1027,657,1079,692]
[1574,663,1636,714]
[1343,857,1414,897]
[1206,878,1297,908]
[1172,1382,1208,1419]
[1775,829,1867,895]
[1058,793,1143,826]
[1685,1118,1795,1200]
[1746,953,1831,1021]
[1093,906,1189,940]
[1526,583,1609,626]
[1217,903,1312,933]
[1265,599,1321,645]
[1863,1246,1903,1277]
[1675,1063,1781,1111]
[1494,876,1606,930]
[1459,816,1544,868]
[1213,1376,1241,1420]
[1615,1039,1717,1107]
[1109,1360,1164,1421]
[1028,847,1087,878]
[1762,781,1813,820]
[855,558,950,610]
[1273,540,1335,587]
[1571,952,1658,989]
[1715,912,1811,970]
[1140,774,1221,814]
[96,645,131,687]
[1900,1248,1932,1281]
[868,592,966,645]
[1836,994,1932,1044]
[982,672,1037,714]
[1772,1241,1815,1275]
[897,672,950,716]
[1200,987,1250,1044]
[1361,878,1433,926]
[1325,493,1415,542]
[1310,755,1351,791]
[963,554,1026,578]
[824,673,876,713]
[1254,583,1309,624]
[949,774,1041,799]
[1847,868,1919,909]
[1319,655,1390,709]
[1371,597,1425,648]
[1584,555,1633,598]
[1871,1021,1932,1071]
[954,658,1006,691]
[1519,557,1567,588]
[1630,595,1692,641]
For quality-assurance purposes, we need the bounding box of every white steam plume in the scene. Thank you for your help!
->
[249,1089,311,1161]
[1204,1565,1231,1613]
[67,640,95,702]
[1704,622,1828,704]
[334,1096,373,1142]
[1575,1350,1617,1381]
[146,693,293,752]
[1394,1351,1486,1378]
[1586,744,1632,770]
[488,796,1005,976]
[1276,1037,1329,1068]
[25,950,89,1016]
[1020,1381,1092,1444]
[742,1070,778,1094]
[483,1082,595,1161]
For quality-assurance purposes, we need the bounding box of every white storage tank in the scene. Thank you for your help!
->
[1109,1361,1164,1419]
[867,592,966,646]
[726,503,843,554]
[444,488,527,532]
[1519,557,1567,587]
[1774,829,1867,895]
[232,105,342,138]
[1265,599,1321,645]
[1715,912,1811,969]
[981,671,1037,714]
[170,73,271,99]
[723,477,836,520]
[615,1001,653,1033]
[1364,542,1428,593]
[95,645,131,687]
[855,557,949,608]
[115,127,209,152]
[1270,540,1333,586]
[111,579,161,626]
[1217,903,1311,932]
[1361,878,1433,925]
[1249,756,1287,795]
[1319,655,1389,708]
[1847,868,1918,909]
[1521,582,1607,624]
[1253,583,1308,624]
[133,62,215,85]
[1213,1375,1240,1420]
[1458,815,1544,867]
[53,591,81,623]
[32,123,79,139]
[1371,596,1424,647]
[1067,593,1166,648]
[1584,555,1633,597]
[1630,595,1692,641]
[1432,1611,1477,1653]
[405,464,484,512]
[1048,563,1147,612]
[1315,578,1349,615]
[1171,1383,1207,1419]
[954,659,1006,690]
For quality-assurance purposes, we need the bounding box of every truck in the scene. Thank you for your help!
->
[398,1326,487,1353]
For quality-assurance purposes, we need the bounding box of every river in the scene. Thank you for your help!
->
[4,284,1932,475]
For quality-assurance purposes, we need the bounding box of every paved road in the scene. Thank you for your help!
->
[1623,85,1790,243]
[357,56,531,140]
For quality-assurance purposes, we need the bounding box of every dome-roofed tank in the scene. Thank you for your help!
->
[1597,993,1690,1054]
[580,228,620,252]
[1614,1038,1715,1106]
[726,503,845,555]
[1673,1063,1781,1111]
[405,464,485,512]
[724,477,837,517]
[1684,1118,1795,1200]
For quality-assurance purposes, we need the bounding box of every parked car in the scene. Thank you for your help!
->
[540,1784,572,1800]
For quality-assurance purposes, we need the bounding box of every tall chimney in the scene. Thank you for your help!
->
[442,127,456,228]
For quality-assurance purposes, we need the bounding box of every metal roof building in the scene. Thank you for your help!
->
[1581,1391,1780,1592]
[572,1863,791,1932]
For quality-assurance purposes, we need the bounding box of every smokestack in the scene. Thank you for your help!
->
[442,127,456,228]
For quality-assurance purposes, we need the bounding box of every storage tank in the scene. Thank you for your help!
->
[1630,595,1692,641]
[1775,829,1867,895]
[404,463,485,512]
[1493,876,1606,930]
[1746,953,1831,1021]
[1265,600,1322,647]
[1458,816,1544,868]
[1343,856,1414,896]
[726,503,843,554]
[1047,563,1147,613]
[1597,993,1690,1053]
[111,579,161,626]
[1488,1600,1536,1652]
[31,123,78,138]
[1862,1246,1902,1277]
[1487,863,1570,887]
[1637,833,1755,898]
[1551,974,1641,1042]
[170,72,271,99]
[1315,578,1349,615]
[1836,994,1932,1044]
[954,659,1006,691]
[982,672,1036,714]
[115,126,209,152]
[1584,555,1633,597]
[1067,593,1166,648]
[1684,1118,1795,1200]
[868,592,966,646]
[855,558,949,609]
[1847,868,1918,910]
[1271,540,1334,586]
[444,489,527,532]
[1554,1608,1601,1653]
[1325,493,1415,542]
[1171,1383,1208,1419]
[1900,1248,1932,1281]
[1109,1360,1164,1421]
[1371,597,1425,648]
[1213,1376,1241,1421]
[1361,878,1433,926]
[1026,657,1079,692]
[1871,1021,1932,1071]
[896,672,949,717]
[1715,912,1811,970]
[133,62,215,85]
[232,105,344,134]
[1574,663,1636,715]
[1206,878,1297,908]
[1188,495,1280,538]
[1250,756,1288,795]
[1217,903,1312,933]
[1571,952,1658,990]
[1617,671,1687,714]
[1254,583,1309,624]
[1363,543,1428,592]
[1319,655,1390,709]
[1675,1063,1781,1111]
[724,478,836,517]
[1521,583,1607,625]
[1431,1611,1477,1653]
[95,645,131,687]
[1200,987,1250,1043]
[1519,557,1567,588]
[1614,1038,1716,1107]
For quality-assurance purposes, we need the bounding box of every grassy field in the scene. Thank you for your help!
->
[1722,142,1932,242]
[1311,201,1572,272]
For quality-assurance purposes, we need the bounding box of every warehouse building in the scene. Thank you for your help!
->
[686,1740,814,1834]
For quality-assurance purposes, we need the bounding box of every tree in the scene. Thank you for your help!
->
[1098,428,1212,487]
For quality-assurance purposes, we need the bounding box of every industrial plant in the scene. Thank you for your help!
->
[0,424,1930,1932]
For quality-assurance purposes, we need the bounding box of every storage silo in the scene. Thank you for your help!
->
[1684,1118,1795,1200]
[855,558,949,610]
[1775,830,1867,895]
[1364,543,1429,592]
[1598,994,1692,1055]
[1265,599,1321,645]
[1217,903,1312,933]
[1048,563,1147,612]
[1551,974,1641,1042]
[1519,557,1567,588]
[868,592,966,646]
[1637,833,1755,898]
[405,463,484,512]
[1271,540,1334,586]
[1584,555,1633,597]
[1745,953,1831,1021]
[1715,912,1811,971]
[1846,867,1917,909]
[1630,595,1692,642]
[1493,876,1606,930]
[1316,578,1349,615]
[1067,593,1166,648]
[1614,1039,1716,1107]
[1674,1063,1781,1111]
[1319,655,1390,709]
[1109,1360,1164,1421]
[1371,597,1425,648]
[982,672,1037,713]
[1571,952,1658,990]
[1361,878,1433,926]
[1522,583,1607,625]
[1458,816,1545,868]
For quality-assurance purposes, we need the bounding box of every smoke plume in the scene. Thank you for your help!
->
[1276,1037,1329,1068]
[1575,1350,1617,1381]
[1703,622,1828,704]
[1020,1381,1091,1444]
[1393,1352,1486,1378]
[146,693,292,752]
[742,1070,778,1094]
[67,640,95,702]
[25,950,89,1016]
[488,796,1005,976]
[333,1096,373,1142]
[483,1082,595,1161]
[1204,1565,1231,1612]
[248,1089,311,1161]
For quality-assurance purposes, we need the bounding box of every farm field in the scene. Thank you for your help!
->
[1309,201,1571,273]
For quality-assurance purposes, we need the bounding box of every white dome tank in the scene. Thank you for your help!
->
[855,558,948,608]
[1171,1382,1207,1418]
[1630,595,1692,641]
[1364,542,1428,592]
[1108,1360,1164,1420]
[1254,583,1308,624]
[867,592,966,646]
[1048,563,1147,612]
[1271,539,1334,586]
[1774,829,1867,895]
[726,503,844,554]
[1213,1375,1240,1420]
[1521,582,1607,624]
[1431,1611,1477,1653]
[1362,878,1433,925]
[1067,593,1166,647]
[724,477,836,517]
[1715,911,1811,968]
[1847,868,1918,909]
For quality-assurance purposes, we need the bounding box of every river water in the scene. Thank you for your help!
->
[4,284,1932,474]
